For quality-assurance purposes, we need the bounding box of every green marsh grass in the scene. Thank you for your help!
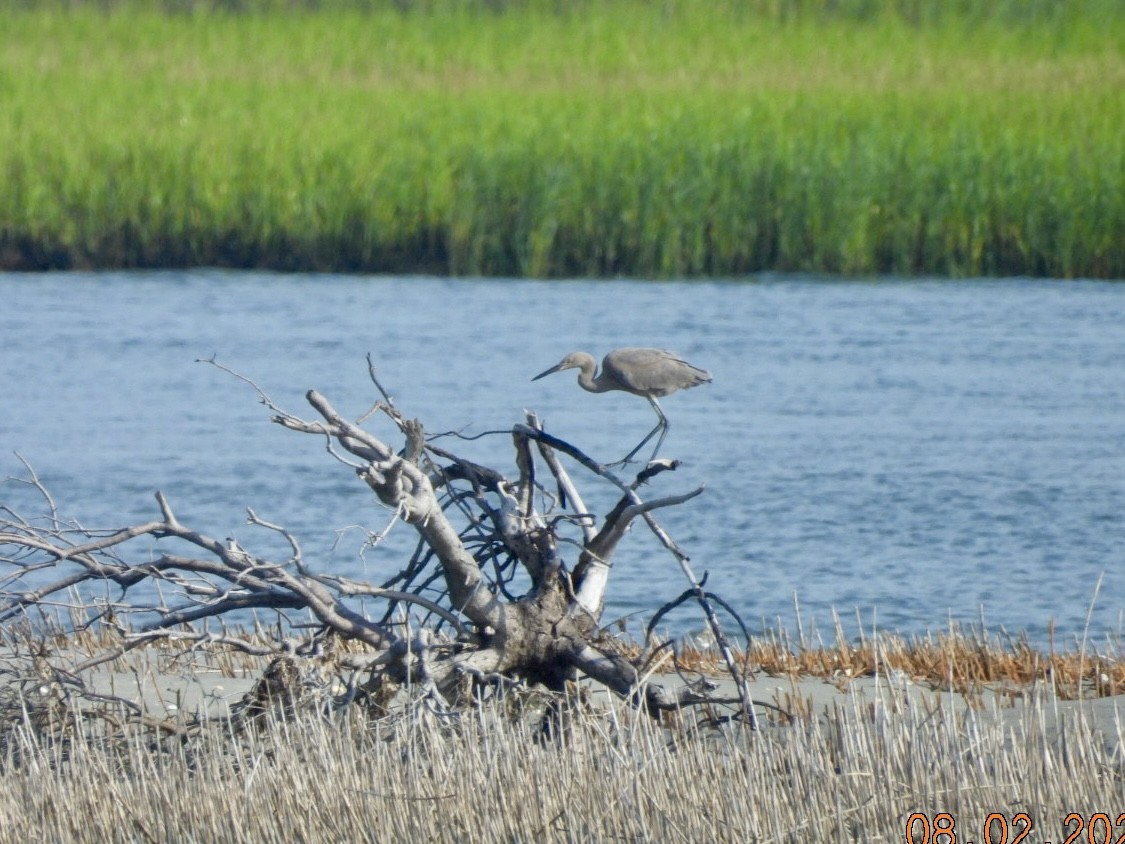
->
[1,1,1122,277]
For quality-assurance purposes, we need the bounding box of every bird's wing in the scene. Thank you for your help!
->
[603,347,707,396]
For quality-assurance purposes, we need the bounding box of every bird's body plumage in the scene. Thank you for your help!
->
[599,347,711,398]
[532,347,712,463]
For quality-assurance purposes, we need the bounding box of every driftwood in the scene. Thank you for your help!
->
[0,357,755,731]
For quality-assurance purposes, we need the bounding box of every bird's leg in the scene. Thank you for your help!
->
[617,397,668,464]
[617,423,663,465]
[646,396,670,462]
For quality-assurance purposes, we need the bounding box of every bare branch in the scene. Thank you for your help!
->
[3,362,725,732]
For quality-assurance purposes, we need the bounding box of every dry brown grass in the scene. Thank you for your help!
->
[673,621,1125,704]
[2,626,1124,841]
[1,678,1122,842]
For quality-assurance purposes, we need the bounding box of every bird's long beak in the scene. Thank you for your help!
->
[532,362,565,381]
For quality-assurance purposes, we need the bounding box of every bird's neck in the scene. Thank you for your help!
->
[578,367,611,394]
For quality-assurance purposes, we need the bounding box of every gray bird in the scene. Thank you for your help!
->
[532,347,712,463]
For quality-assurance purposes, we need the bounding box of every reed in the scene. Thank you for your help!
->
[680,621,1125,702]
[0,1,1121,277]
[3,624,1123,839]
[1,672,1120,841]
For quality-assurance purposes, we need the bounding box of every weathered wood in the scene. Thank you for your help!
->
[0,365,752,728]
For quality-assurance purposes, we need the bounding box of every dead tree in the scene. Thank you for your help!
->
[0,359,754,727]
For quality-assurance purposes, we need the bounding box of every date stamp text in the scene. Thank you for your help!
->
[905,812,1125,844]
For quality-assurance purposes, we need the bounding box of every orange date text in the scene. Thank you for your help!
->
[905,812,1125,844]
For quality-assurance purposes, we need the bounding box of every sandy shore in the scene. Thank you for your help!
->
[28,650,1113,756]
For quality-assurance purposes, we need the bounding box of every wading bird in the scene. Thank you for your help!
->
[532,347,712,463]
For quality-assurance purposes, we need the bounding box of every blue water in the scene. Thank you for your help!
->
[2,272,1123,648]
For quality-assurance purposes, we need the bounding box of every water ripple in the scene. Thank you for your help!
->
[2,272,1123,647]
